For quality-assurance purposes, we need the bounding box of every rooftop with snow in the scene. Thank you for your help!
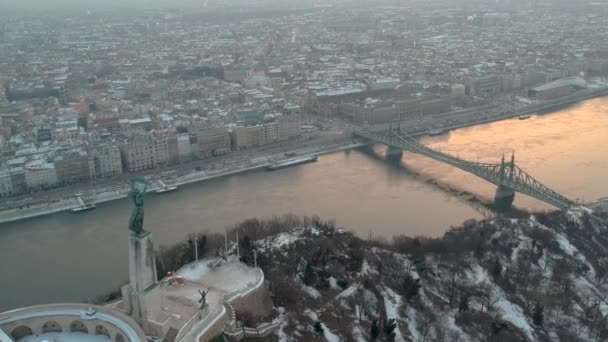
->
[111,255,263,341]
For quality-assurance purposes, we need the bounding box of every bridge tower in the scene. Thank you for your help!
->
[386,146,403,163]
[385,122,403,163]
[494,153,516,209]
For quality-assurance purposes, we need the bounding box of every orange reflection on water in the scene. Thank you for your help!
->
[408,97,608,210]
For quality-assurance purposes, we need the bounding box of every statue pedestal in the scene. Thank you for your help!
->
[129,232,157,292]
[123,231,158,320]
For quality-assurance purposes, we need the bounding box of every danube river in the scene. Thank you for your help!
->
[2,97,608,310]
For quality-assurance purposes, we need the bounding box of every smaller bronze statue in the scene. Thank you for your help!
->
[128,177,149,237]
[198,290,208,310]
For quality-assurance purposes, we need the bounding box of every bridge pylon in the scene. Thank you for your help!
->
[385,146,403,163]
[495,185,516,209]
[494,152,516,209]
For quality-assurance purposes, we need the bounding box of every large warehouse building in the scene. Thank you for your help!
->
[528,76,587,100]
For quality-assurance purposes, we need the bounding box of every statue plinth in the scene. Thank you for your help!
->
[123,230,158,320]
[129,231,157,293]
[123,177,158,321]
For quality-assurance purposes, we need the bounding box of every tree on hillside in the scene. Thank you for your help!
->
[239,235,255,266]
[313,321,324,336]
[491,320,508,335]
[533,303,544,326]
[370,319,379,341]
[383,319,397,342]
[458,292,471,313]
[302,261,315,286]
[492,257,502,278]
[348,237,364,272]
[403,273,421,302]
[447,267,459,307]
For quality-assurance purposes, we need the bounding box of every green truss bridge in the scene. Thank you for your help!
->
[354,127,575,209]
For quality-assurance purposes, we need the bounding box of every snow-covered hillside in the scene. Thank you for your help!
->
[254,207,608,342]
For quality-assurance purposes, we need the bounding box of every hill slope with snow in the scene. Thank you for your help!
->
[253,207,608,341]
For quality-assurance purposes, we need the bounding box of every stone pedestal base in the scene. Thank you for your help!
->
[129,232,157,292]
[125,231,158,320]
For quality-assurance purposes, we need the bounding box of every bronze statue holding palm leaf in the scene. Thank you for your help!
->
[128,177,149,237]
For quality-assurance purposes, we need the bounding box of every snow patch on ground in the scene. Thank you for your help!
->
[305,310,341,342]
[304,309,318,321]
[176,256,260,293]
[381,287,406,342]
[442,311,469,340]
[361,258,376,276]
[308,226,322,236]
[363,288,379,312]
[404,306,421,342]
[537,252,551,278]
[321,322,341,342]
[382,287,402,319]
[511,235,529,262]
[573,276,608,316]
[269,230,303,249]
[329,276,340,290]
[553,231,577,255]
[567,206,592,224]
[337,283,359,299]
[494,298,536,341]
[552,231,596,279]
[275,307,295,342]
[567,209,583,224]
[277,326,293,342]
[302,284,321,299]
[351,325,367,342]
[466,263,489,285]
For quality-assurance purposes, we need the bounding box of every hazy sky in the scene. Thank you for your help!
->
[0,0,240,11]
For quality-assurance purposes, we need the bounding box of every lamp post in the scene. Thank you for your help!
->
[194,236,199,263]
[236,229,240,259]
[224,228,228,260]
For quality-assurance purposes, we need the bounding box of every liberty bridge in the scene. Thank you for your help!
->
[354,125,575,209]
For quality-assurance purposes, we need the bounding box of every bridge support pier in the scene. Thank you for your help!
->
[385,146,403,163]
[360,143,374,153]
[494,185,515,209]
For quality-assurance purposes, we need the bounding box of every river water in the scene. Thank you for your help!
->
[1,97,608,311]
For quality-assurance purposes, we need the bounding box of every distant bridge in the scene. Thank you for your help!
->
[355,126,575,209]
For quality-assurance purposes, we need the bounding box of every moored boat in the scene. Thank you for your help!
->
[72,204,96,213]
[155,185,178,194]
[427,129,446,136]
[266,155,318,171]
[518,114,531,120]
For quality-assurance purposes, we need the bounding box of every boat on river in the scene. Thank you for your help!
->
[518,114,531,120]
[72,204,96,213]
[427,129,446,136]
[155,179,178,194]
[266,155,318,171]
[155,185,178,194]
[72,194,96,212]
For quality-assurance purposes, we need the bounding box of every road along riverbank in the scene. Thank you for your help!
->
[0,142,363,224]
